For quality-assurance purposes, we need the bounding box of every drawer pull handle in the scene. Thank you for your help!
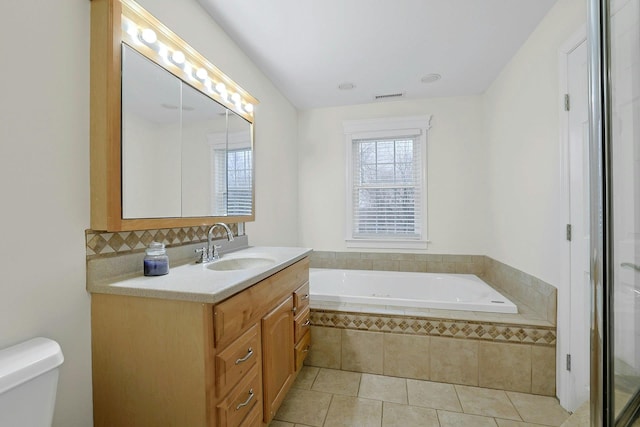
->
[303,345,310,353]
[302,319,311,327]
[235,348,254,365]
[236,388,254,410]
[302,294,310,300]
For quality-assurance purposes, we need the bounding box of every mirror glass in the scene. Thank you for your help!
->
[121,44,253,219]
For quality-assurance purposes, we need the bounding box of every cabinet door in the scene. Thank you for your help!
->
[261,296,295,423]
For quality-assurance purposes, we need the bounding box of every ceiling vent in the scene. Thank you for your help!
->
[374,92,404,100]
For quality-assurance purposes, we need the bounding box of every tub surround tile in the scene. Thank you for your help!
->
[306,326,341,369]
[531,346,556,396]
[273,389,332,427]
[345,258,373,270]
[430,337,479,386]
[341,330,383,374]
[397,260,428,272]
[437,410,499,427]
[323,395,382,427]
[479,342,532,393]
[358,373,408,404]
[455,385,521,420]
[382,402,440,427]
[311,368,361,396]
[482,257,556,325]
[506,392,570,426]
[383,333,430,380]
[407,379,463,412]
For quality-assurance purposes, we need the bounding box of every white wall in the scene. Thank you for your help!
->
[137,0,301,247]
[298,96,488,254]
[0,1,300,426]
[483,0,586,286]
[0,1,93,426]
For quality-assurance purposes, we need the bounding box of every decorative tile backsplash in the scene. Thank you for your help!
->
[86,223,241,257]
[310,309,556,346]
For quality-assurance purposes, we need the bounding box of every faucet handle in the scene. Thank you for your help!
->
[213,244,222,260]
[195,247,208,263]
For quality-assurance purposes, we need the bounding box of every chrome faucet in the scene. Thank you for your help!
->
[196,223,234,263]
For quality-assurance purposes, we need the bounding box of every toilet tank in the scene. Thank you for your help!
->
[0,337,64,427]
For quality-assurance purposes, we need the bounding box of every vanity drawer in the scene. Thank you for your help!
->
[294,330,311,372]
[239,404,261,427]
[216,324,260,398]
[214,258,309,348]
[217,364,261,427]
[293,281,310,313]
[294,306,310,343]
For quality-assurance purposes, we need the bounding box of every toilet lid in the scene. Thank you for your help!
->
[0,337,64,394]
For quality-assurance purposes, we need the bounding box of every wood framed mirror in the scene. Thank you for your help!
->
[90,0,258,231]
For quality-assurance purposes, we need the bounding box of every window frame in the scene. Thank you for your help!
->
[344,115,431,249]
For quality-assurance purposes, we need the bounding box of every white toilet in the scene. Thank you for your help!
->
[0,337,64,427]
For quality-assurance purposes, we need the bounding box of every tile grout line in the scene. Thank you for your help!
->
[321,393,334,427]
[452,384,465,413]
[504,391,526,423]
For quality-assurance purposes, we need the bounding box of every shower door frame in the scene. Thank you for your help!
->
[588,0,614,425]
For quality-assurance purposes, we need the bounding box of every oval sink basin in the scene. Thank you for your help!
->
[207,257,275,271]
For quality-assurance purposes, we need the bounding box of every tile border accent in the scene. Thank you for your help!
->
[309,309,556,346]
[86,223,241,257]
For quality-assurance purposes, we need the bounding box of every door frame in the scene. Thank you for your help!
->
[558,24,587,412]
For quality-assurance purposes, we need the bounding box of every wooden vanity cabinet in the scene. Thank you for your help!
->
[91,257,309,427]
[261,296,295,422]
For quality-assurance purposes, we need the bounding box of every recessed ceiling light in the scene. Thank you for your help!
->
[421,74,441,84]
[338,82,355,90]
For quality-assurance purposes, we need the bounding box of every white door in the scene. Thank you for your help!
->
[567,38,591,412]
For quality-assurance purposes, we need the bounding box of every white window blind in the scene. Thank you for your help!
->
[213,148,252,216]
[227,148,252,216]
[213,148,227,214]
[351,136,422,239]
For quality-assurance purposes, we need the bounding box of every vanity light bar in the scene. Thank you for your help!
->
[119,0,257,120]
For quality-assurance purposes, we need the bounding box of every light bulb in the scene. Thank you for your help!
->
[184,62,193,77]
[244,103,254,113]
[231,92,241,103]
[157,43,169,63]
[171,50,185,65]
[205,79,214,93]
[196,68,208,80]
[215,82,226,94]
[125,20,138,38]
[141,28,157,44]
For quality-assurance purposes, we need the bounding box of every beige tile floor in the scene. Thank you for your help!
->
[270,367,571,427]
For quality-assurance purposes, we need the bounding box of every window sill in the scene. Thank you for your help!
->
[345,239,429,250]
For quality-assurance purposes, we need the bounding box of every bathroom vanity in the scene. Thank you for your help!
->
[89,248,311,427]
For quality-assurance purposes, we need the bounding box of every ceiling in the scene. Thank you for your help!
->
[197,0,557,110]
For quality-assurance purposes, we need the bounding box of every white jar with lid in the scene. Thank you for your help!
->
[143,242,169,276]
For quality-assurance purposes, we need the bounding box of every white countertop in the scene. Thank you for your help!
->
[87,246,312,304]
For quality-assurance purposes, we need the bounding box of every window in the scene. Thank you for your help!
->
[210,129,252,216]
[344,116,431,249]
[226,148,252,215]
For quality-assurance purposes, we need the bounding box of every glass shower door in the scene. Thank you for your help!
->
[610,0,640,424]
[589,0,640,425]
